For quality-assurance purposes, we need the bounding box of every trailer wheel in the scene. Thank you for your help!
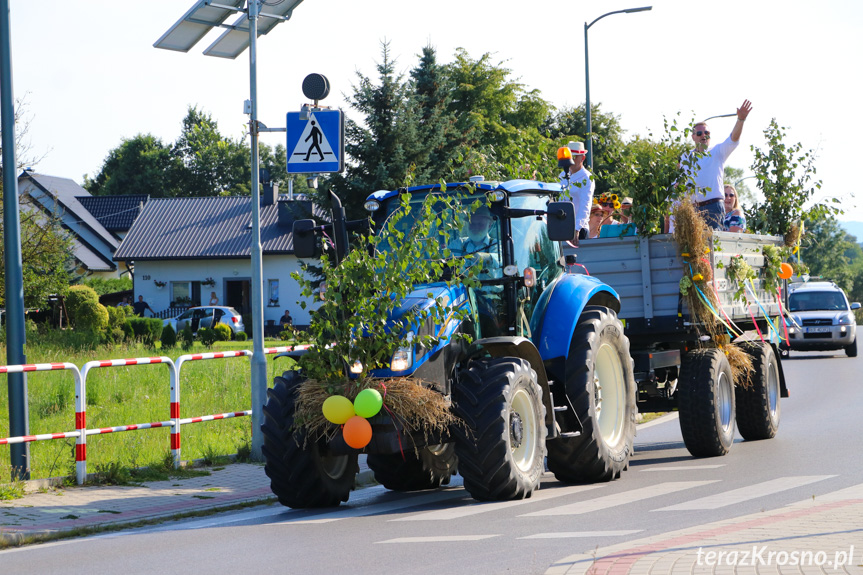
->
[547,306,636,483]
[452,358,546,501]
[846,338,858,358]
[367,443,457,491]
[678,348,735,457]
[735,342,781,440]
[261,370,358,508]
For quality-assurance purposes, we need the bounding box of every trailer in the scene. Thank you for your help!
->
[564,230,789,457]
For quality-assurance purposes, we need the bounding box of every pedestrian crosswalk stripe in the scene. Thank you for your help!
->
[376,535,499,544]
[638,465,725,472]
[282,489,466,524]
[519,530,643,539]
[653,475,836,511]
[392,484,605,522]
[520,481,718,517]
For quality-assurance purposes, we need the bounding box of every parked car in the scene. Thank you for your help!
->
[163,306,245,336]
[781,281,859,357]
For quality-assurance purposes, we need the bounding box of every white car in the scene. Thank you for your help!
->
[782,281,859,357]
[163,306,245,336]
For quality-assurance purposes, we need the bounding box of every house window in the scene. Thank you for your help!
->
[268,279,279,307]
[172,281,192,306]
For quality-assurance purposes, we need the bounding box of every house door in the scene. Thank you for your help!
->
[225,279,250,315]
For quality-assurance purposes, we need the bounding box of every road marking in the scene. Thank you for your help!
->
[521,481,718,517]
[653,475,836,511]
[519,530,642,539]
[282,489,467,524]
[638,465,725,472]
[376,535,499,544]
[392,484,605,521]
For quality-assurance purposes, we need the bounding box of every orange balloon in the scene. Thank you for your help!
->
[778,262,793,280]
[343,416,372,449]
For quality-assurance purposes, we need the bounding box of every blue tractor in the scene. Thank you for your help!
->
[261,179,637,508]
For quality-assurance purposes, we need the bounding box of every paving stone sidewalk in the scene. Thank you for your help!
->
[1,458,373,547]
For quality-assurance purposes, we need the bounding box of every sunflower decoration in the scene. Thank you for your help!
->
[593,192,622,210]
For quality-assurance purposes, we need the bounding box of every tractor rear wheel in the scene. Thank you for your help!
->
[261,370,358,508]
[547,306,636,483]
[452,357,546,501]
[367,443,458,491]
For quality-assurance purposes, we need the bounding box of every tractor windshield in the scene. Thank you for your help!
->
[378,191,503,280]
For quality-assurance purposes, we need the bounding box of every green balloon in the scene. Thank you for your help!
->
[353,388,383,418]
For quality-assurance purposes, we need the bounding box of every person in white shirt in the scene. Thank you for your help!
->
[681,99,753,229]
[559,141,595,240]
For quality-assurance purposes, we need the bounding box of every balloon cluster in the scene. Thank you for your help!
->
[321,388,383,449]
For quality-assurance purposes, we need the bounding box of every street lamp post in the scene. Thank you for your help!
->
[584,5,652,169]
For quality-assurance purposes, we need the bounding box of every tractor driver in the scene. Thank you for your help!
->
[449,205,499,277]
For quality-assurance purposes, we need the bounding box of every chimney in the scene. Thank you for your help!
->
[260,168,278,206]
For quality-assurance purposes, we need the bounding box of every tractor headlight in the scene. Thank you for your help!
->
[390,331,414,372]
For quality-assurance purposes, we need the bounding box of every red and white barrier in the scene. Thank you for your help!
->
[79,357,176,483]
[2,345,312,483]
[173,350,253,467]
[0,363,84,480]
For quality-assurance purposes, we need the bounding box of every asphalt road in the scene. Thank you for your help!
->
[3,348,860,575]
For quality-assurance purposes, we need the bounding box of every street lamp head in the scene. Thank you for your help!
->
[624,6,653,13]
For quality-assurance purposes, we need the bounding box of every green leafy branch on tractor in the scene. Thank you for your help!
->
[289,182,484,392]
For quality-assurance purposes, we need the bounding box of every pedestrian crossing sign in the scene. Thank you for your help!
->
[286,109,345,174]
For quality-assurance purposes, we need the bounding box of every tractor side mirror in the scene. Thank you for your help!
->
[546,201,577,242]
[292,219,321,259]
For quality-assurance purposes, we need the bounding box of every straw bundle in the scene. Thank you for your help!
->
[295,377,459,443]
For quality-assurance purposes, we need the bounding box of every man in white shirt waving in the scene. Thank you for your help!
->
[683,99,753,229]
[559,141,594,240]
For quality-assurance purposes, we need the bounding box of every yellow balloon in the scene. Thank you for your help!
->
[322,395,355,425]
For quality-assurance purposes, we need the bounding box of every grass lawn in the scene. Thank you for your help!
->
[1,337,300,481]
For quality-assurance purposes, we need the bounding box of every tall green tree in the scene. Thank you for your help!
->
[83,134,183,197]
[330,42,425,216]
[802,215,855,292]
[408,45,460,182]
[173,106,250,196]
[445,49,553,181]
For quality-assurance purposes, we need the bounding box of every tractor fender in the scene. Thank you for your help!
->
[531,273,620,362]
[466,336,555,434]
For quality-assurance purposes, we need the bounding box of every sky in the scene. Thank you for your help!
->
[5,0,863,222]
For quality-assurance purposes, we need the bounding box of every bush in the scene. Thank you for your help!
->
[127,317,163,346]
[213,323,232,342]
[234,331,248,342]
[198,327,218,347]
[161,323,177,349]
[105,305,130,344]
[67,285,108,335]
[180,325,195,351]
